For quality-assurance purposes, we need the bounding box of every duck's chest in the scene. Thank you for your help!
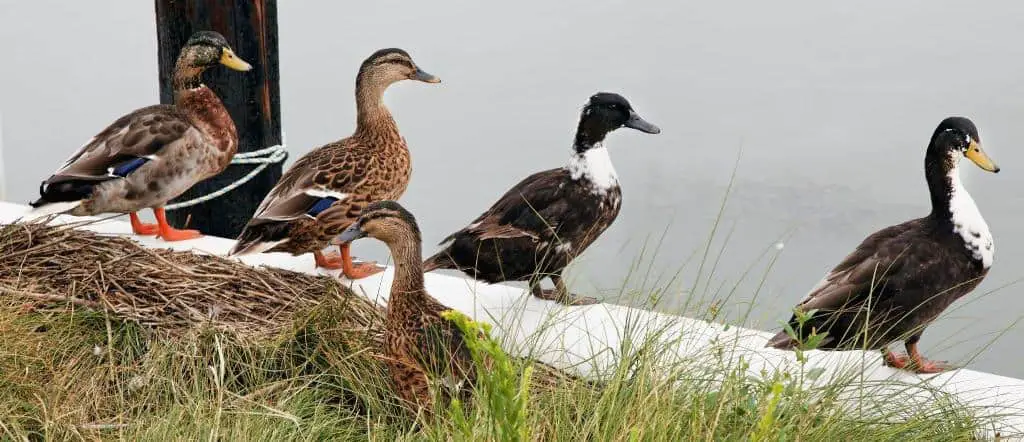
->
[948,176,995,268]
[548,181,621,257]
[179,87,239,172]
[374,141,413,199]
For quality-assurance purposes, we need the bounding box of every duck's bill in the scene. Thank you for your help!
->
[220,48,253,71]
[336,223,367,244]
[624,111,661,134]
[965,140,1000,173]
[413,68,441,83]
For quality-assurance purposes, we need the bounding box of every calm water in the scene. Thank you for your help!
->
[3,1,1024,377]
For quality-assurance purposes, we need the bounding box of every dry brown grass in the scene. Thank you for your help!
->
[0,220,382,337]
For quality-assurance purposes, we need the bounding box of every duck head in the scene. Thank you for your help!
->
[178,31,251,73]
[930,116,999,174]
[574,92,660,151]
[173,31,251,89]
[337,200,422,246]
[357,48,440,88]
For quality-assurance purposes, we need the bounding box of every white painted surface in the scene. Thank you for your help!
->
[0,200,1021,437]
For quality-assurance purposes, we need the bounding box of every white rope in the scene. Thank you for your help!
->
[164,142,287,211]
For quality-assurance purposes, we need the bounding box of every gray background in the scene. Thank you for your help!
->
[2,1,1023,376]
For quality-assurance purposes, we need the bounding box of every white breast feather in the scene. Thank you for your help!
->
[948,160,994,268]
[567,143,619,194]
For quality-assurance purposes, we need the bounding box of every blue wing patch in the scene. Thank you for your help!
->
[307,196,339,217]
[110,158,149,177]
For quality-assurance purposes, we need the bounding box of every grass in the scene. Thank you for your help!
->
[0,162,1007,440]
[0,288,991,441]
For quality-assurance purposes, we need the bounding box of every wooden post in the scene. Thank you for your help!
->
[154,0,284,238]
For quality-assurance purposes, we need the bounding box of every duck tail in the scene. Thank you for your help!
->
[27,180,93,219]
[765,330,797,349]
[228,221,292,256]
[423,250,455,273]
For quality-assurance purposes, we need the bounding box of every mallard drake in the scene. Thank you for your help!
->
[337,200,475,414]
[229,48,439,279]
[766,117,1000,374]
[28,31,252,241]
[423,93,660,305]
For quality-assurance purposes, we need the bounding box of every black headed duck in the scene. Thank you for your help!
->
[423,92,660,305]
[767,117,999,374]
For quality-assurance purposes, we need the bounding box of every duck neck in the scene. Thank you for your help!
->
[925,148,958,223]
[386,232,428,305]
[573,125,608,155]
[354,76,400,139]
[568,131,619,191]
[925,149,994,267]
[171,53,206,94]
[171,62,237,158]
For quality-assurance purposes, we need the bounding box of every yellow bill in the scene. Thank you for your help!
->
[220,48,253,72]
[965,140,1000,173]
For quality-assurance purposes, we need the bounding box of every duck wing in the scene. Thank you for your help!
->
[248,142,372,225]
[767,219,933,348]
[440,168,570,244]
[797,221,922,312]
[42,105,196,187]
[416,314,476,394]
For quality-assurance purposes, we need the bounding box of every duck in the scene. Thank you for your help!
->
[229,48,439,279]
[28,31,252,241]
[766,117,1000,374]
[422,92,660,305]
[336,200,475,414]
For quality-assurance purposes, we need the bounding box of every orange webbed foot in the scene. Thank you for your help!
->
[343,261,383,279]
[883,351,910,370]
[339,243,383,279]
[129,212,159,236]
[884,350,953,374]
[151,207,202,242]
[315,250,346,270]
[159,227,203,242]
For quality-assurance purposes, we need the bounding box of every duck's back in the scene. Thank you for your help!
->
[386,292,476,407]
[776,217,988,349]
[435,167,621,282]
[235,134,410,254]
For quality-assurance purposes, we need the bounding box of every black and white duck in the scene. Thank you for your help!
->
[423,92,660,305]
[766,117,1000,374]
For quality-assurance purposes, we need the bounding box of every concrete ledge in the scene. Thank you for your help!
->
[1,200,1021,437]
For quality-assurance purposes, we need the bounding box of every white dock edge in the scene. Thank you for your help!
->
[1,200,1022,437]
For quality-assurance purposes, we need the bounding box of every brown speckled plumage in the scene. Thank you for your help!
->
[30,31,250,219]
[339,201,475,414]
[231,49,438,262]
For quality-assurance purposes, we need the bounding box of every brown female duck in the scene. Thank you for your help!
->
[767,117,1000,374]
[229,48,439,279]
[29,31,251,241]
[337,201,475,414]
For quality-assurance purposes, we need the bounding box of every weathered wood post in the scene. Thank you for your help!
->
[155,0,284,238]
